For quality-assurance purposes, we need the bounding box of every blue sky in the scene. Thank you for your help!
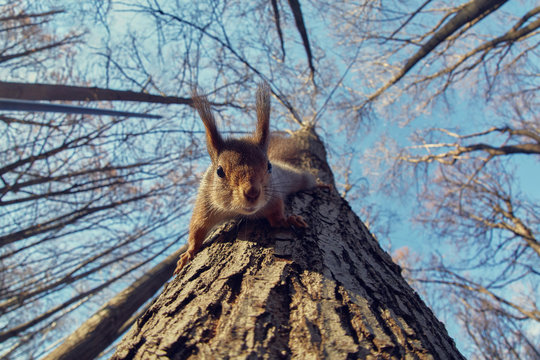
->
[2,1,538,358]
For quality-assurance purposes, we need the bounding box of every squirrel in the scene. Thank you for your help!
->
[174,82,327,275]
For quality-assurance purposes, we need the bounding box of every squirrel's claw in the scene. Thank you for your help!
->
[287,214,308,228]
[174,250,194,275]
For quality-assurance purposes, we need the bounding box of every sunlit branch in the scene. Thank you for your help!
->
[0,33,84,64]
[403,8,540,89]
[414,274,540,322]
[357,0,509,110]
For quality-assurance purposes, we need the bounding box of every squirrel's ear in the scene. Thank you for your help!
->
[254,82,270,151]
[192,88,223,161]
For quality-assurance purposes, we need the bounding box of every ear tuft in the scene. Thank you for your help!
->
[192,87,223,161]
[255,82,271,151]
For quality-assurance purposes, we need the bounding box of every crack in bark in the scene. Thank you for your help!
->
[223,272,244,304]
[164,335,197,359]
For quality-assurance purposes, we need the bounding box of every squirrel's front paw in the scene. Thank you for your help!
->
[174,251,194,275]
[287,214,308,228]
[316,182,333,191]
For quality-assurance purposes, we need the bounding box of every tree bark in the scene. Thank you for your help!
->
[111,127,465,359]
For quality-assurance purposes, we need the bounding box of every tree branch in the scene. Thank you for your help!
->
[400,142,540,165]
[0,34,83,63]
[271,0,286,61]
[415,274,540,322]
[0,81,192,105]
[287,0,316,79]
[406,8,540,88]
[360,0,509,108]
[0,9,64,22]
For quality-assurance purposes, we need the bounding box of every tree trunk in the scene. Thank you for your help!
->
[0,81,192,105]
[111,127,464,359]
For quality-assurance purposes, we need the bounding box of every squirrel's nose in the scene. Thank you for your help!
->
[244,186,260,202]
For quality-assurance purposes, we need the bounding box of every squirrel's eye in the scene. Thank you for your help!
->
[216,166,225,178]
[267,161,272,173]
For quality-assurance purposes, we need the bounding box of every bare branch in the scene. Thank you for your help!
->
[270,0,286,61]
[415,273,540,322]
[0,81,193,105]
[287,0,316,80]
[0,33,84,64]
[0,9,65,22]
[359,0,509,109]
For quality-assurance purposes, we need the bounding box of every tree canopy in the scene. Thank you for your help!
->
[0,1,538,359]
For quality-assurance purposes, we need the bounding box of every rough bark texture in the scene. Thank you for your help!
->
[112,127,464,360]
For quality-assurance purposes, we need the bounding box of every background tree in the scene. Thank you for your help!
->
[392,117,539,359]
[0,0,538,359]
[350,1,540,358]
[1,2,199,358]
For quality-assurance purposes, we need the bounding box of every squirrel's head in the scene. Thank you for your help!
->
[193,83,273,215]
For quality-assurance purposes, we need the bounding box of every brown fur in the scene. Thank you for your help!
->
[174,83,322,275]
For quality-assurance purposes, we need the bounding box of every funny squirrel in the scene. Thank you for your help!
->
[174,82,327,275]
